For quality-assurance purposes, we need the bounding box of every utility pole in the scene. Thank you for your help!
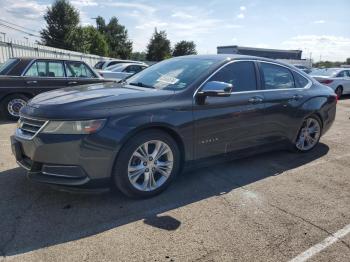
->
[0,32,6,41]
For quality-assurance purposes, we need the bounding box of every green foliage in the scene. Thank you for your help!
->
[97,17,133,59]
[146,29,171,61]
[40,0,79,50]
[70,26,108,56]
[346,58,350,65]
[173,40,197,57]
[313,61,344,68]
[130,52,147,61]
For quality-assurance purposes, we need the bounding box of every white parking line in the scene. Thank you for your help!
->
[289,223,350,262]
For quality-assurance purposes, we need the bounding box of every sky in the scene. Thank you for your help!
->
[0,0,349,61]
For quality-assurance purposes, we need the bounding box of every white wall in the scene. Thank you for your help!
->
[0,38,112,67]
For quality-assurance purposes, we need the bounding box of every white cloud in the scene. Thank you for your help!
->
[282,35,350,61]
[4,0,47,19]
[171,11,194,19]
[105,2,156,14]
[240,6,246,11]
[71,0,98,7]
[237,13,245,19]
[313,20,325,24]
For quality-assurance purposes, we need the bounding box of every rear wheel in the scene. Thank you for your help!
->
[1,94,29,120]
[295,116,322,152]
[113,130,181,198]
[335,86,343,99]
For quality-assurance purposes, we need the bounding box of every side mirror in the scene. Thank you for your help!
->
[197,81,232,97]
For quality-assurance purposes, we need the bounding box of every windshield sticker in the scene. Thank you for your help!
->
[156,75,179,85]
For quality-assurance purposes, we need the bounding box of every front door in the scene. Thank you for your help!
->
[193,61,266,159]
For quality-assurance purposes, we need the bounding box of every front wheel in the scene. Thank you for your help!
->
[1,94,29,120]
[295,116,322,152]
[112,130,181,198]
[335,86,343,99]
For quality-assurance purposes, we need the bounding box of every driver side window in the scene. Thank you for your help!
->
[208,61,257,92]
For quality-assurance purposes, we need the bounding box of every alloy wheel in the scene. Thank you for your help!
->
[7,98,27,117]
[296,118,321,151]
[127,140,174,191]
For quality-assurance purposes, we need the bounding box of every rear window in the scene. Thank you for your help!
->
[0,58,19,75]
[94,61,105,69]
[293,72,310,88]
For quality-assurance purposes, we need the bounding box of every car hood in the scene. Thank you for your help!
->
[21,82,174,119]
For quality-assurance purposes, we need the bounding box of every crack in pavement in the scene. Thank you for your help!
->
[268,203,350,251]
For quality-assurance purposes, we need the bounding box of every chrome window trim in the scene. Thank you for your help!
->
[193,59,312,98]
[21,59,66,78]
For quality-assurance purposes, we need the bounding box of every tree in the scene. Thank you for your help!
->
[40,0,79,50]
[346,58,350,65]
[70,26,108,56]
[130,52,147,61]
[173,40,197,56]
[101,17,133,59]
[146,29,171,61]
[95,16,106,34]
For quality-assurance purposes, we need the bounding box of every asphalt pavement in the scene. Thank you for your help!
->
[0,98,349,262]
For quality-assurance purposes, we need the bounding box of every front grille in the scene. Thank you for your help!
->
[17,117,47,139]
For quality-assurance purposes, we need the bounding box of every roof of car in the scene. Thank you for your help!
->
[12,57,86,63]
[176,54,282,62]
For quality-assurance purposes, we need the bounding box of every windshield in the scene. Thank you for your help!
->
[125,57,217,90]
[310,68,339,77]
[105,64,125,71]
[0,58,19,75]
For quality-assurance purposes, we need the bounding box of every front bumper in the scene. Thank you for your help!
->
[11,127,120,188]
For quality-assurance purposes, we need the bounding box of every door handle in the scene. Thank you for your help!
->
[291,94,303,101]
[248,97,264,104]
[67,81,78,85]
[26,80,37,84]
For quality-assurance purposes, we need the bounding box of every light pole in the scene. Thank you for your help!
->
[0,32,6,42]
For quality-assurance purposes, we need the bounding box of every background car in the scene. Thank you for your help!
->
[293,64,312,74]
[0,57,111,120]
[11,55,336,198]
[93,59,147,75]
[310,68,350,98]
[99,63,148,81]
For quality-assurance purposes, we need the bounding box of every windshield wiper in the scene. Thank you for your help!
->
[128,82,155,89]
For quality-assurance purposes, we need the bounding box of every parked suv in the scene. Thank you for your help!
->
[0,57,111,119]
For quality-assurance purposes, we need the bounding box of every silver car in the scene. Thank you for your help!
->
[99,63,148,81]
[310,68,350,98]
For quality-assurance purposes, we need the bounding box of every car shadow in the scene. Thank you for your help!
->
[0,144,329,256]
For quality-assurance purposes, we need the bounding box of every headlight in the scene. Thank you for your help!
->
[41,119,106,134]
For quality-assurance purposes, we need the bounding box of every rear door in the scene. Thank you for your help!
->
[258,61,311,143]
[193,61,266,159]
[65,61,103,86]
[23,60,67,94]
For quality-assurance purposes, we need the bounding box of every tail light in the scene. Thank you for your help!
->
[319,79,333,85]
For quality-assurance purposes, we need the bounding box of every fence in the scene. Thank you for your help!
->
[0,38,111,67]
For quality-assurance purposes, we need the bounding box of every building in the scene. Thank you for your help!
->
[217,45,302,60]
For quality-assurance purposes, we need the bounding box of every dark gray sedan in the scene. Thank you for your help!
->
[11,55,337,198]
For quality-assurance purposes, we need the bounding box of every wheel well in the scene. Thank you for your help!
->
[1,92,33,103]
[117,126,186,166]
[336,85,343,91]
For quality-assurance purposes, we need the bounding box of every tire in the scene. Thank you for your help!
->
[294,115,322,153]
[1,94,29,121]
[335,86,343,99]
[112,130,181,198]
